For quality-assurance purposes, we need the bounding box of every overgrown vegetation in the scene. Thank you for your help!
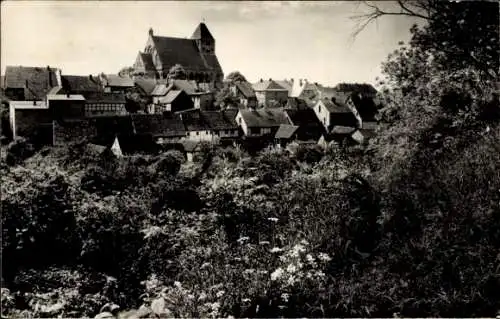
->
[2,1,499,318]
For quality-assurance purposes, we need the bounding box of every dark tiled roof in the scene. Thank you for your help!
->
[134,78,157,95]
[86,92,126,104]
[151,84,169,96]
[104,74,134,87]
[159,90,182,104]
[235,82,256,98]
[61,75,102,95]
[222,108,238,123]
[274,124,299,139]
[171,80,198,95]
[285,108,321,127]
[139,53,156,71]
[276,80,292,93]
[239,108,290,128]
[253,80,287,92]
[152,36,220,73]
[5,66,59,100]
[191,23,214,40]
[322,98,351,114]
[131,113,186,137]
[180,109,211,131]
[202,111,238,130]
[286,97,308,110]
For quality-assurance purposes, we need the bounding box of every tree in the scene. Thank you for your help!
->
[118,66,134,77]
[225,71,247,83]
[167,64,187,81]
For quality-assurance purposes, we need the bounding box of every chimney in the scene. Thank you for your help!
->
[269,78,272,81]
[299,79,303,86]
[260,78,263,83]
[47,65,53,87]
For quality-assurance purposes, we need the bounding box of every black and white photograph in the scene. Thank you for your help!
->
[1,0,499,317]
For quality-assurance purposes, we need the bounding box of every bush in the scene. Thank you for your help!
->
[5,137,35,166]
[294,144,324,164]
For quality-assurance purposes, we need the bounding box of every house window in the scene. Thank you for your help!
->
[319,105,321,112]
[196,132,199,136]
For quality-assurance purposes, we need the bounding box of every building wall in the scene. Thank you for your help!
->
[185,130,213,142]
[85,103,127,117]
[53,120,98,146]
[214,129,239,138]
[255,90,288,107]
[313,101,331,131]
[235,112,248,135]
[50,100,86,120]
[11,109,52,140]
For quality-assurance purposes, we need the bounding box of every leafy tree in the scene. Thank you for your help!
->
[167,64,187,81]
[225,71,247,83]
[118,66,134,77]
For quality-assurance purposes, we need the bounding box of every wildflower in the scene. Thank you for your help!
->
[286,264,297,273]
[270,247,283,253]
[242,298,251,303]
[211,302,221,311]
[318,253,332,262]
[267,217,278,222]
[173,281,182,288]
[271,267,284,281]
[287,275,297,286]
[259,241,270,245]
[216,290,225,298]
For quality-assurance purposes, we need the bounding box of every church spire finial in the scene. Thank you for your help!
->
[148,27,153,37]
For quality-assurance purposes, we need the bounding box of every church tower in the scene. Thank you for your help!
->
[191,22,215,55]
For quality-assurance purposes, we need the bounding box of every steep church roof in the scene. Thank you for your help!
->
[191,22,214,40]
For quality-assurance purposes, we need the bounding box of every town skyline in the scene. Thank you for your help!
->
[1,1,419,86]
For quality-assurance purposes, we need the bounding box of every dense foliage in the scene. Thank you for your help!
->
[2,1,499,318]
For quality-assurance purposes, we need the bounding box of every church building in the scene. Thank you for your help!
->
[132,23,224,89]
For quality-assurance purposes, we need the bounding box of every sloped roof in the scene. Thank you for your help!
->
[104,74,134,87]
[331,125,356,135]
[4,66,60,100]
[275,124,299,139]
[134,78,157,95]
[47,86,63,95]
[171,79,198,95]
[152,36,220,73]
[151,84,169,96]
[202,111,238,130]
[191,22,214,40]
[252,80,288,92]
[235,81,256,98]
[285,108,322,127]
[61,75,102,94]
[223,108,238,120]
[86,92,126,104]
[276,80,292,93]
[159,90,182,104]
[131,113,186,137]
[139,53,156,72]
[180,109,211,131]
[322,98,352,114]
[239,108,290,128]
[286,97,308,110]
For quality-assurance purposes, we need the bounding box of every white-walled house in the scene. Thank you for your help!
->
[235,108,290,137]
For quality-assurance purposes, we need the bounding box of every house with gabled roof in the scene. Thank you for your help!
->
[132,23,224,88]
[99,74,134,93]
[313,94,359,136]
[4,66,62,101]
[60,75,103,97]
[252,79,289,107]
[178,109,213,142]
[202,110,240,141]
[85,92,127,117]
[284,107,325,141]
[235,108,290,137]
[230,81,257,108]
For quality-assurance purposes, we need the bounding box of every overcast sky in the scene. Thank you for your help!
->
[1,1,419,86]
